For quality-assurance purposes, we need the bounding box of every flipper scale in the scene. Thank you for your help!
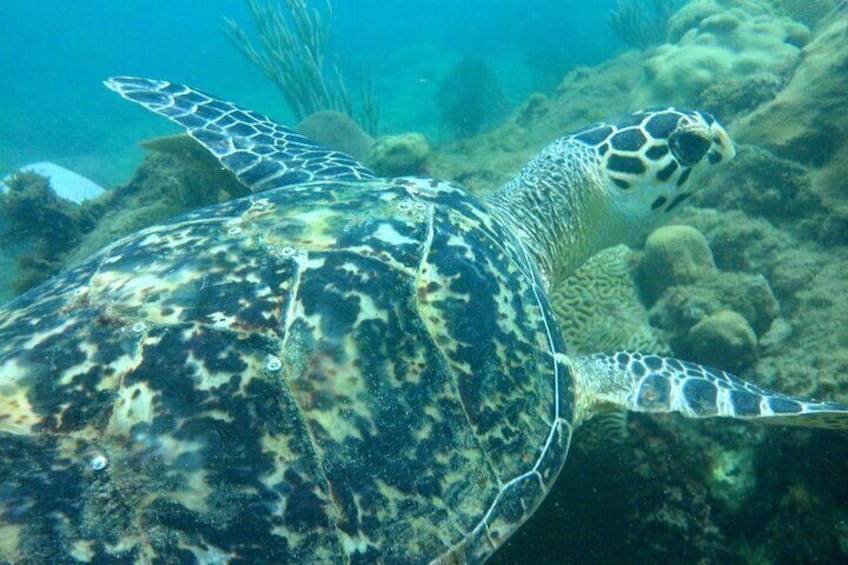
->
[105,76,375,192]
[574,352,848,429]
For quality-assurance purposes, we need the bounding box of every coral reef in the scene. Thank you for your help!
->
[778,0,837,27]
[427,2,819,187]
[634,6,809,106]
[427,51,648,195]
[648,270,779,347]
[696,72,783,121]
[4,3,847,561]
[67,149,229,264]
[666,0,726,43]
[365,133,430,177]
[695,145,815,230]
[636,224,716,302]
[139,135,249,200]
[512,93,550,129]
[296,110,375,161]
[687,309,758,370]
[435,56,510,140]
[485,12,848,560]
[736,13,848,166]
[494,410,730,564]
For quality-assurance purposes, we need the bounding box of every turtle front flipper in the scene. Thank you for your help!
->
[104,76,376,192]
[572,352,848,429]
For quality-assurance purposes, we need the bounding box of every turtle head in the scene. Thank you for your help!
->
[571,107,735,227]
[487,107,733,281]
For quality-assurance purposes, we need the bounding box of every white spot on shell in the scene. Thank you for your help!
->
[373,222,418,245]
[132,321,147,333]
[280,246,297,257]
[397,201,412,212]
[89,452,109,471]
[225,218,244,234]
[207,312,232,328]
[265,354,282,372]
[249,198,272,210]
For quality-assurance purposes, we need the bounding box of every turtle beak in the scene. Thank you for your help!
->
[708,122,735,165]
[669,127,712,167]
[670,113,735,168]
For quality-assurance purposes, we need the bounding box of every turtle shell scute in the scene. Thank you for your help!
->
[0,177,574,563]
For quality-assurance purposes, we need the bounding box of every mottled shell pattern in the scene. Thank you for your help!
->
[0,142,571,562]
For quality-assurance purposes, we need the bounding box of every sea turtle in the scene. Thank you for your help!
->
[1,77,846,564]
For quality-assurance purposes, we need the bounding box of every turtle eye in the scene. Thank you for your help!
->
[669,128,711,167]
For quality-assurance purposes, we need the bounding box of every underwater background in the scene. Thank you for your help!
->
[2,0,848,563]
[1,0,617,188]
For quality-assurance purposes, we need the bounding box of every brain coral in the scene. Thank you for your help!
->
[550,245,670,355]
[633,6,810,107]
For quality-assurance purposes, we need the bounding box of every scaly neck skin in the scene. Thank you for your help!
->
[485,139,627,286]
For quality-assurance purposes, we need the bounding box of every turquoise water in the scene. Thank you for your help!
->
[3,1,847,564]
[1,0,617,188]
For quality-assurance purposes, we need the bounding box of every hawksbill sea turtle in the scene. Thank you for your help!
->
[0,77,846,564]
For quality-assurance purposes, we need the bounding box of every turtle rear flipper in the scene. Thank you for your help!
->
[573,352,848,429]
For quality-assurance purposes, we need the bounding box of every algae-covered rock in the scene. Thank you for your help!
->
[697,72,783,121]
[812,142,848,244]
[779,0,837,28]
[711,272,781,336]
[728,15,848,245]
[425,51,647,193]
[682,208,793,277]
[649,271,779,340]
[694,145,815,228]
[1,161,105,203]
[736,15,848,166]
[0,171,95,294]
[296,111,375,161]
[141,135,248,199]
[366,133,430,177]
[707,446,758,512]
[686,309,758,370]
[68,150,227,264]
[635,7,809,107]
[513,93,550,129]
[667,0,726,43]
[637,225,716,303]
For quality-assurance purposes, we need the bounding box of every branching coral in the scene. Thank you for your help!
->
[224,0,379,134]
[609,0,682,48]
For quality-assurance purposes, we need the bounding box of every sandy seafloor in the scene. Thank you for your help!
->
[2,0,848,563]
